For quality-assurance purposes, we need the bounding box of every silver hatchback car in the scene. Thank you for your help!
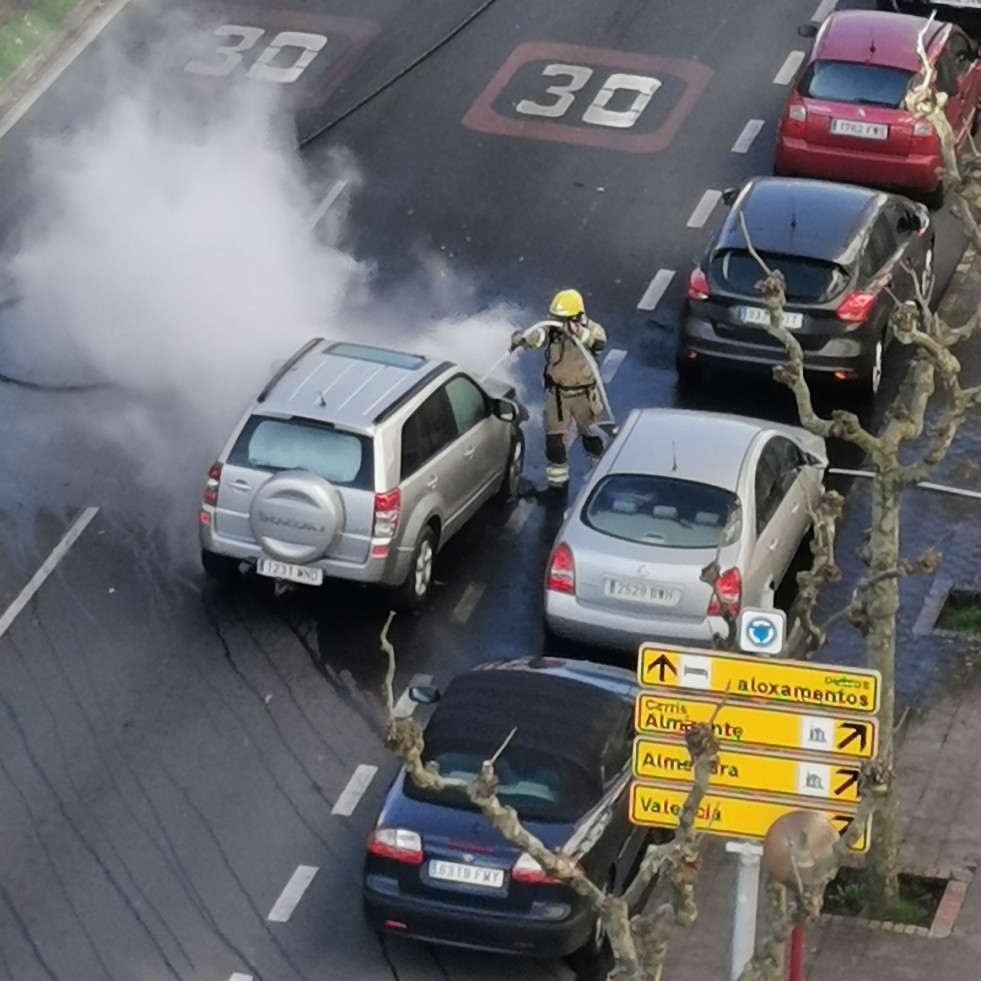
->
[199,338,525,609]
[544,408,827,652]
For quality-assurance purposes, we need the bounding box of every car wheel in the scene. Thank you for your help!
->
[495,430,525,504]
[201,549,240,583]
[566,872,615,977]
[923,180,945,211]
[921,244,935,305]
[857,336,884,402]
[675,353,702,397]
[390,527,436,612]
[542,620,565,655]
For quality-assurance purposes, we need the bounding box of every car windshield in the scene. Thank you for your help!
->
[799,60,914,108]
[403,748,585,822]
[582,474,740,549]
[711,250,848,303]
[228,416,373,489]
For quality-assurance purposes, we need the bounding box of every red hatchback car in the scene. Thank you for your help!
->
[775,10,981,207]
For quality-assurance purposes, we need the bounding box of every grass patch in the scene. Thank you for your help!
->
[823,867,947,927]
[936,590,981,636]
[0,0,88,85]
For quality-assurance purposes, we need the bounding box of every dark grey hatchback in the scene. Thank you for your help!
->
[677,177,934,399]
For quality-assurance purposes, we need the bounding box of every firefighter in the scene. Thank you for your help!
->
[510,289,607,488]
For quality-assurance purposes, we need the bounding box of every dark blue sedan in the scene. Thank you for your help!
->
[362,657,658,960]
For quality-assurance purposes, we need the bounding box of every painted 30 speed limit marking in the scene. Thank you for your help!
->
[463,42,713,152]
[183,9,378,107]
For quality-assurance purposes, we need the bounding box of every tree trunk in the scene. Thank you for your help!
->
[863,471,900,916]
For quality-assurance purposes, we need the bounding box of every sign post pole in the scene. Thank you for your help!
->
[788,924,805,981]
[726,840,763,980]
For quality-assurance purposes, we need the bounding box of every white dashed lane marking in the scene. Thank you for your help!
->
[812,0,838,22]
[331,764,378,816]
[0,507,99,642]
[307,178,348,229]
[774,51,805,85]
[600,348,627,383]
[637,269,675,312]
[394,674,432,718]
[452,582,486,623]
[731,119,765,154]
[229,974,253,981]
[686,190,722,229]
[267,865,318,922]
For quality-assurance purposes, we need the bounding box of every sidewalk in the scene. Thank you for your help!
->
[664,247,981,980]
[663,686,981,980]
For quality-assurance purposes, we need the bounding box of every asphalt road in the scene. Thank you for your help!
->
[0,0,972,978]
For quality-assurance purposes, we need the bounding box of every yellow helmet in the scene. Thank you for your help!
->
[549,289,585,319]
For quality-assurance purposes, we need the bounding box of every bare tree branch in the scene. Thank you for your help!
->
[789,491,845,657]
[815,548,943,638]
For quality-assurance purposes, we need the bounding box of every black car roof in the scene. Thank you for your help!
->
[423,664,631,777]
[716,178,882,265]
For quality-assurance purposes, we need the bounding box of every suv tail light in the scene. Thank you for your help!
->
[835,291,878,325]
[511,851,581,884]
[788,103,807,123]
[707,567,741,617]
[202,462,221,507]
[912,119,934,139]
[367,828,423,865]
[687,266,710,301]
[372,489,401,545]
[546,543,575,594]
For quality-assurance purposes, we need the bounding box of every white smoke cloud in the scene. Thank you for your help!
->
[8,86,367,427]
[0,45,532,543]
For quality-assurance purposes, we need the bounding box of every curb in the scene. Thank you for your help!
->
[0,0,131,141]
[819,865,975,939]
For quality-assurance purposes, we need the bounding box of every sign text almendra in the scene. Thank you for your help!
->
[642,751,739,778]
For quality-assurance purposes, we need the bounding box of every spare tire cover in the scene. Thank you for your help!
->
[249,471,344,564]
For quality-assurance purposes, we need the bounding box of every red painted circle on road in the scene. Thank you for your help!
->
[463,42,713,153]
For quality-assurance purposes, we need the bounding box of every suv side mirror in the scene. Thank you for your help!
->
[721,186,740,206]
[798,25,817,39]
[494,399,517,423]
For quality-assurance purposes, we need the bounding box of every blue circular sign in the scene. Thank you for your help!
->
[747,616,777,648]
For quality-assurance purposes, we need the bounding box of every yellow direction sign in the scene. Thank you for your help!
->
[629,782,869,851]
[633,737,862,804]
[635,692,877,758]
[638,644,880,714]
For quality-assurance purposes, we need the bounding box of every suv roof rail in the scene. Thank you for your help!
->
[256,337,324,403]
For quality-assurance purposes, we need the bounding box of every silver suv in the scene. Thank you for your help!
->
[199,338,525,609]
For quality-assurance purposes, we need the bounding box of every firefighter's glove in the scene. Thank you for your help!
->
[509,330,526,352]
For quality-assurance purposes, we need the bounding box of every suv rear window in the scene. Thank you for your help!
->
[711,250,848,302]
[228,416,373,489]
[799,60,914,108]
[582,474,739,549]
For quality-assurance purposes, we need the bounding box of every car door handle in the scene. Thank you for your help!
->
[231,479,251,490]
[427,475,439,489]
[463,446,476,459]
[769,539,780,551]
